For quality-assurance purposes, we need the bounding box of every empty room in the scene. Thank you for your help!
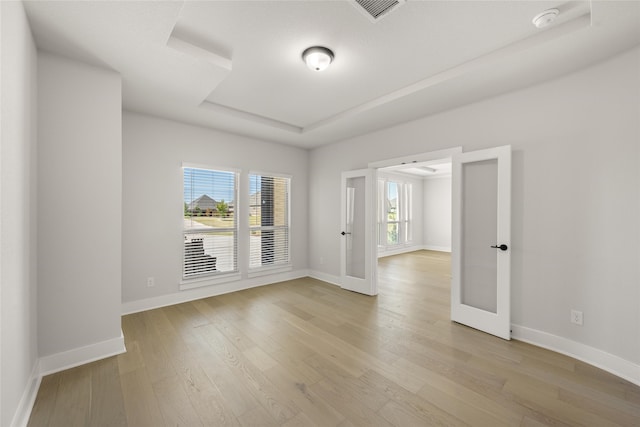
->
[1,1,639,426]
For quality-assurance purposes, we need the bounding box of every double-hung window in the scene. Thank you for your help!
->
[378,179,412,247]
[249,173,291,271]
[400,181,412,243]
[386,181,400,245]
[183,166,238,280]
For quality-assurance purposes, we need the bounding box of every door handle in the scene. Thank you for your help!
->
[490,244,508,251]
[341,231,351,236]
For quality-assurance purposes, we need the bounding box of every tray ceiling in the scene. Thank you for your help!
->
[23,0,640,148]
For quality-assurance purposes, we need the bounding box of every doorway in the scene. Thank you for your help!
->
[377,159,453,257]
[355,145,512,340]
[375,158,454,320]
[367,148,460,295]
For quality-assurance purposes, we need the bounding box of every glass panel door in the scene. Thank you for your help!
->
[345,182,365,279]
[452,146,511,340]
[461,159,498,313]
[341,169,377,295]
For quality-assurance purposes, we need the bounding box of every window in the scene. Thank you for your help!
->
[249,173,290,270]
[183,166,238,280]
[387,181,399,245]
[378,178,412,247]
[402,182,412,243]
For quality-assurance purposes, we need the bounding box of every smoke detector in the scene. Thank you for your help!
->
[532,9,560,28]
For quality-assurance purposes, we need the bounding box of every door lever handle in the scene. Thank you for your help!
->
[341,231,351,236]
[490,244,508,251]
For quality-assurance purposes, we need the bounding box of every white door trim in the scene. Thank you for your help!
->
[368,147,462,169]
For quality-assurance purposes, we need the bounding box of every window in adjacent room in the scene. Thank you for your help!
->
[387,181,400,245]
[183,166,238,280]
[249,173,291,272]
[378,178,412,247]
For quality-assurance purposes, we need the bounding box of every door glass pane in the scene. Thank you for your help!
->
[346,177,366,279]
[461,159,498,313]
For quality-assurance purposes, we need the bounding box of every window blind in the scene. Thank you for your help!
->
[183,167,238,279]
[249,174,290,269]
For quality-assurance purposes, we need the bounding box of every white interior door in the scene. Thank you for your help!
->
[340,169,377,295]
[451,145,511,339]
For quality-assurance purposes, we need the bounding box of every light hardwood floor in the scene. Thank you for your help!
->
[28,251,640,426]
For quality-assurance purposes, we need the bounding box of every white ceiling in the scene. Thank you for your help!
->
[23,0,640,148]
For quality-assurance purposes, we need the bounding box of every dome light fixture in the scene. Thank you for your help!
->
[532,8,559,28]
[302,46,334,72]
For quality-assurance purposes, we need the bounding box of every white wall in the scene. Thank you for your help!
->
[121,112,309,310]
[423,175,451,252]
[309,48,640,374]
[1,2,39,425]
[37,53,123,360]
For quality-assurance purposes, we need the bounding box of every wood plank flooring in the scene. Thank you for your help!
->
[28,251,640,426]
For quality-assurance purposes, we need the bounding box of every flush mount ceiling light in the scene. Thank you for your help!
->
[532,8,560,28]
[302,46,334,72]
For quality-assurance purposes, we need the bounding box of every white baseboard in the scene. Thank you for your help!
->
[122,269,309,315]
[377,244,425,258]
[38,331,127,377]
[308,270,342,287]
[10,362,42,427]
[11,332,126,426]
[511,324,640,387]
[421,244,451,252]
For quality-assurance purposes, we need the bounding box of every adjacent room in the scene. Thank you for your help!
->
[1,1,639,426]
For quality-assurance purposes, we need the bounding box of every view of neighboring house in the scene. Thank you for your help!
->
[188,194,217,212]
[187,194,234,216]
[185,190,277,220]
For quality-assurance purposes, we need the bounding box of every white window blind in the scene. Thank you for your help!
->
[183,167,238,279]
[249,174,290,270]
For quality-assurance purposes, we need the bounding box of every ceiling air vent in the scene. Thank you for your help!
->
[351,0,406,22]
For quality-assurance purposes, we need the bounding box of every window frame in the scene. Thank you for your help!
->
[386,181,400,245]
[247,171,292,277]
[180,163,241,289]
[377,177,413,250]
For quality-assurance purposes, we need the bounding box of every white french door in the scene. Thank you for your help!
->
[451,145,511,340]
[340,169,377,295]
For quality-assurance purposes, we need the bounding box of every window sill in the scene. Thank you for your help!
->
[247,264,293,279]
[179,272,242,291]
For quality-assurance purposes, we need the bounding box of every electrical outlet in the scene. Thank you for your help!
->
[571,309,583,326]
[320,257,324,265]
[146,277,155,287]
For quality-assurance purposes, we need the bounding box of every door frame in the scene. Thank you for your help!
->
[368,147,463,170]
[367,145,512,340]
